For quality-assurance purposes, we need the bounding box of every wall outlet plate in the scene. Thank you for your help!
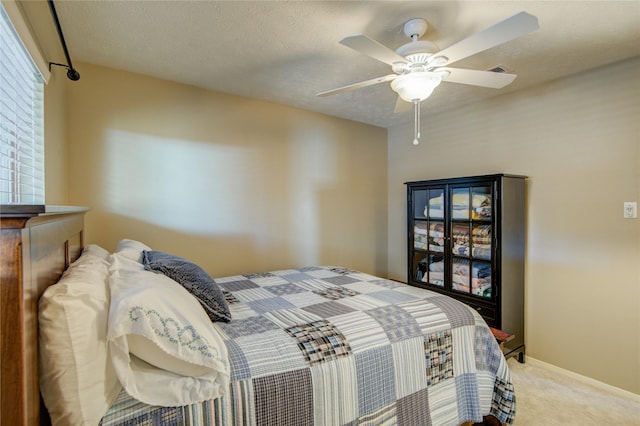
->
[623,202,637,219]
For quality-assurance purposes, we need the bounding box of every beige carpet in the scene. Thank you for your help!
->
[507,358,640,425]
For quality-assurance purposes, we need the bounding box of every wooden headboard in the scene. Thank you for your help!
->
[0,206,88,426]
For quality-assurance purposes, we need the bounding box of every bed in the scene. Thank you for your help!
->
[1,207,516,426]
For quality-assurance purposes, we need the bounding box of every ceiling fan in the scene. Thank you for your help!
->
[317,11,539,144]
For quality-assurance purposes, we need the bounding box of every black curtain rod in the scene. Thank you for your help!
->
[47,0,80,81]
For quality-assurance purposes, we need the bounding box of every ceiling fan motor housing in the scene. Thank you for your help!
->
[394,40,442,74]
[396,40,440,57]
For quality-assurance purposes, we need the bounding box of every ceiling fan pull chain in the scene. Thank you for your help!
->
[413,100,421,145]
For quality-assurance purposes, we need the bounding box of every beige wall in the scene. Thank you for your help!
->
[387,57,640,394]
[66,63,388,277]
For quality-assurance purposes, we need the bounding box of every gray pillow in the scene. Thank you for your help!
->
[142,250,231,323]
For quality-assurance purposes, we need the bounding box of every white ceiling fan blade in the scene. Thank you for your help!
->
[317,74,397,97]
[441,67,517,88]
[340,34,408,66]
[394,96,412,113]
[435,11,539,66]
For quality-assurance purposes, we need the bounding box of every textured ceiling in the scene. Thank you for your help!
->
[21,1,640,128]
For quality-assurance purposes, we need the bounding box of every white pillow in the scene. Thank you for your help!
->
[115,239,152,262]
[82,243,111,262]
[107,253,230,406]
[39,244,121,426]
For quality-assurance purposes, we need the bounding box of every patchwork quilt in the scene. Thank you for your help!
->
[101,266,515,426]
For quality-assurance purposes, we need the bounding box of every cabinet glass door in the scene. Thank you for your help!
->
[471,224,492,260]
[451,188,470,219]
[452,223,470,256]
[470,184,493,299]
[472,260,492,298]
[449,184,494,300]
[411,186,446,288]
[426,188,444,219]
[413,190,428,219]
[471,186,492,220]
[452,258,492,298]
[452,259,470,293]
[412,219,445,287]
[414,221,428,250]
[415,253,445,287]
[427,221,445,253]
[426,221,445,287]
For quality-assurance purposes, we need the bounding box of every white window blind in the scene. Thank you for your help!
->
[0,3,44,204]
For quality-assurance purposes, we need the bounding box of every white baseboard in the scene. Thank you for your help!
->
[524,356,640,403]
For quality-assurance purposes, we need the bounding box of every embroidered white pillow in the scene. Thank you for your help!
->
[107,253,229,406]
[39,244,121,426]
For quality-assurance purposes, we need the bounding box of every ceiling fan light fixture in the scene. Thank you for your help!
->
[391,71,442,102]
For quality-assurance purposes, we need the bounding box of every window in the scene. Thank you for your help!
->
[0,3,45,204]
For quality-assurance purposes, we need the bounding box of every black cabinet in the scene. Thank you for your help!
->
[406,174,525,360]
